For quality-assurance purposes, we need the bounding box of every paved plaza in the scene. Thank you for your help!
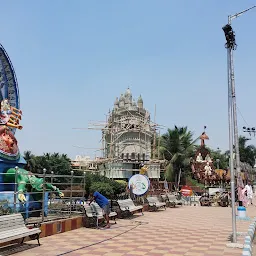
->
[2,205,256,256]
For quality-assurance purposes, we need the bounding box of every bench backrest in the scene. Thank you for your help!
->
[147,196,160,204]
[167,194,177,201]
[84,203,103,217]
[161,195,168,201]
[0,214,26,232]
[117,199,136,209]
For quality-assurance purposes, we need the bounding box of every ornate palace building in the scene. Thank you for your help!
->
[98,88,161,179]
[73,88,162,179]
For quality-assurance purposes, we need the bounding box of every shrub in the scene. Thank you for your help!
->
[115,180,127,191]
[89,182,114,198]
[84,173,126,196]
[64,185,84,197]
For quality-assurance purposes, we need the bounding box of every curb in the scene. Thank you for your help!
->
[242,217,256,256]
[237,216,251,221]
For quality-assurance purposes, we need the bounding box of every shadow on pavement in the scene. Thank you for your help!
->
[0,243,38,255]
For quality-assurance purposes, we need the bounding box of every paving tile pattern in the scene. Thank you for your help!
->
[4,205,256,256]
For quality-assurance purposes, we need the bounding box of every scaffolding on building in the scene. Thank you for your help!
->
[85,106,165,164]
[72,89,166,178]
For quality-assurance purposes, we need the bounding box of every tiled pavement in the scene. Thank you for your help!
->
[2,205,256,256]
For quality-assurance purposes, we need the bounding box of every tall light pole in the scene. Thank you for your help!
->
[222,5,256,244]
[229,5,256,177]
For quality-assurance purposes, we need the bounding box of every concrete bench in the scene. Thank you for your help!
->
[160,194,174,207]
[189,195,200,206]
[84,203,117,228]
[167,194,183,207]
[147,196,166,211]
[117,199,143,217]
[0,213,41,246]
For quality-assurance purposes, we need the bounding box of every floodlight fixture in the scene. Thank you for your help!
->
[243,126,256,137]
[222,24,237,50]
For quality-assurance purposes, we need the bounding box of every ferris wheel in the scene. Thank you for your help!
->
[0,44,20,134]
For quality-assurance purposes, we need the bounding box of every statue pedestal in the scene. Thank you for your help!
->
[24,192,49,218]
[0,191,49,218]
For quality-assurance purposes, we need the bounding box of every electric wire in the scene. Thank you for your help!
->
[55,221,148,256]
[237,107,250,127]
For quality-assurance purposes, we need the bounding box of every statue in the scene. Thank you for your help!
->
[205,154,212,163]
[200,132,209,147]
[196,153,203,163]
[204,162,212,176]
[190,128,231,187]
[0,99,22,130]
[0,100,23,161]
[4,168,64,202]
[0,126,19,159]
[139,163,148,175]
[0,44,64,216]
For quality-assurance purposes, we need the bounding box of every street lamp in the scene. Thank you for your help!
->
[216,159,220,169]
[222,5,256,244]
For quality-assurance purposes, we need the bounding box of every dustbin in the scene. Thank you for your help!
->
[237,206,246,218]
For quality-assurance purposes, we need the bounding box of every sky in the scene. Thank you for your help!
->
[1,1,256,160]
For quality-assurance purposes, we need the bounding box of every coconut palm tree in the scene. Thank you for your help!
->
[160,126,197,183]
[23,151,36,172]
[239,136,256,167]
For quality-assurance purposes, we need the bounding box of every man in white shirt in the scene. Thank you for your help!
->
[244,181,253,206]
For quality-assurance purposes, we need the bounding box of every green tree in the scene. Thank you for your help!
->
[90,182,114,198]
[209,148,228,169]
[224,136,256,167]
[23,151,37,172]
[29,153,75,188]
[160,126,197,183]
[83,173,126,195]
[239,136,256,167]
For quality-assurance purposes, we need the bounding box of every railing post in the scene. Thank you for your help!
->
[13,166,19,213]
[70,171,74,217]
[50,171,54,207]
[41,168,46,222]
[82,171,86,201]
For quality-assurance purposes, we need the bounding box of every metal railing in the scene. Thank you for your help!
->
[0,168,88,224]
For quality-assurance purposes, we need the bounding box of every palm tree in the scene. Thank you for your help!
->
[239,136,256,167]
[23,151,36,172]
[160,126,197,183]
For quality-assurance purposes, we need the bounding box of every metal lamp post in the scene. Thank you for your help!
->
[216,159,220,169]
[222,5,256,244]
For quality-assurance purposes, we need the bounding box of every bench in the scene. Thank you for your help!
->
[117,199,143,218]
[184,195,200,206]
[84,202,117,228]
[0,214,41,246]
[167,194,183,207]
[161,194,174,207]
[147,196,166,211]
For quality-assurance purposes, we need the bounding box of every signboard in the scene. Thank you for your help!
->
[180,185,193,197]
[208,187,224,196]
[128,174,150,196]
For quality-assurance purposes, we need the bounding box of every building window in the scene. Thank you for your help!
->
[142,153,145,161]
[121,153,124,159]
[138,153,140,161]
[132,171,138,176]
[126,153,129,160]
[131,152,135,160]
